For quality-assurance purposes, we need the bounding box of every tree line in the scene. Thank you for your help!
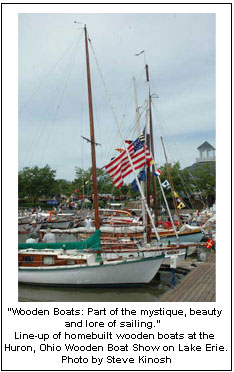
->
[18,162,216,208]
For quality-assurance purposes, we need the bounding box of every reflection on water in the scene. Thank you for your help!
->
[18,276,172,302]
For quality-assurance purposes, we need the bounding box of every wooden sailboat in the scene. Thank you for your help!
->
[144,60,203,247]
[18,25,165,286]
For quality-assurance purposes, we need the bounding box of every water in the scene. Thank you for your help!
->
[18,275,173,302]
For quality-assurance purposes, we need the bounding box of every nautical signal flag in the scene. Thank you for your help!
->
[173,191,179,198]
[162,180,170,189]
[115,148,124,152]
[132,167,146,192]
[177,202,185,209]
[206,238,214,249]
[85,175,93,185]
[154,169,163,176]
[105,134,154,188]
[73,188,81,194]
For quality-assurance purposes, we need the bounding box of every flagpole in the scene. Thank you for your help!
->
[133,76,146,240]
[157,176,179,239]
[161,136,182,227]
[145,64,159,239]
[149,92,159,226]
[133,76,141,136]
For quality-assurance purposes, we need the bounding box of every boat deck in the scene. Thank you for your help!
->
[159,251,216,302]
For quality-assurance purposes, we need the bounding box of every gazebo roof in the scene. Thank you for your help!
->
[197,141,215,151]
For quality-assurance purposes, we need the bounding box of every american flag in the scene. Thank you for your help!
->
[105,135,153,188]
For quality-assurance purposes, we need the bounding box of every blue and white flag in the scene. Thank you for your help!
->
[162,180,170,189]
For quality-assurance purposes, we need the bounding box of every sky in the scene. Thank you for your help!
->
[18,12,216,181]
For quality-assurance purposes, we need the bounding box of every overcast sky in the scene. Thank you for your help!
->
[18,12,216,181]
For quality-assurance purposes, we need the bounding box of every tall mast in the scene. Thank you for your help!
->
[145,64,159,240]
[84,25,99,229]
[149,88,159,226]
[145,64,151,242]
[161,136,182,227]
[133,76,141,135]
[133,76,146,239]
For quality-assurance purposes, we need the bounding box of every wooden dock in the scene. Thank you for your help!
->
[159,251,216,302]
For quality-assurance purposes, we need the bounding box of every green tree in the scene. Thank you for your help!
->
[74,167,113,195]
[54,179,73,197]
[187,162,216,207]
[18,165,57,203]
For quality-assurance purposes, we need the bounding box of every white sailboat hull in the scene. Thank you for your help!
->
[18,255,164,286]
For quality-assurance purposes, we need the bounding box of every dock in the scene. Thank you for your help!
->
[159,251,216,302]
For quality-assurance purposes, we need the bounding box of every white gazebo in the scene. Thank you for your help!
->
[196,141,216,163]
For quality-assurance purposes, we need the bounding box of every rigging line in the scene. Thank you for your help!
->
[118,75,148,143]
[108,98,147,161]
[94,68,143,165]
[103,76,137,161]
[21,39,81,168]
[151,103,201,200]
[156,115,202,196]
[115,108,147,157]
[38,40,80,167]
[154,106,192,169]
[80,60,85,181]
[160,134,195,202]
[78,58,90,205]
[21,46,75,168]
[151,103,184,165]
[91,91,112,198]
[36,41,79,167]
[177,174,195,209]
[19,35,82,115]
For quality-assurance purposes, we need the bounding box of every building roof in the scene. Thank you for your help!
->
[197,141,215,151]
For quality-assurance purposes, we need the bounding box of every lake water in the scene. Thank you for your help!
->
[18,272,177,302]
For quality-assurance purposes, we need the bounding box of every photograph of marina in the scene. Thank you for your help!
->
[18,12,216,302]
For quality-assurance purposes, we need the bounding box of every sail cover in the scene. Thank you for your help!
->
[18,229,101,251]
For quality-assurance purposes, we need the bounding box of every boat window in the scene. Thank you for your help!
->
[23,256,34,262]
[43,256,54,265]
[67,260,75,265]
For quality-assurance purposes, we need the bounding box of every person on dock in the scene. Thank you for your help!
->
[85,216,92,229]
[73,218,81,228]
[42,228,56,243]
[24,220,41,239]
[26,233,38,243]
